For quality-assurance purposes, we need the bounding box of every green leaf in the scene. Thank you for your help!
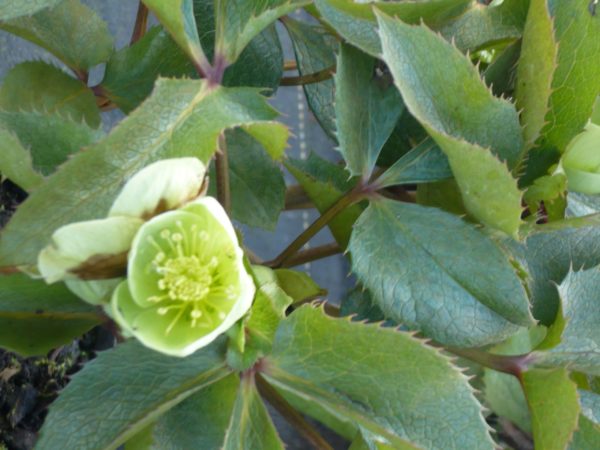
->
[214,129,285,230]
[567,192,600,217]
[102,23,282,114]
[214,0,310,64]
[515,0,558,147]
[504,222,600,323]
[274,269,324,303]
[264,305,495,449]
[244,266,292,357]
[0,111,103,177]
[0,80,288,268]
[349,199,533,347]
[540,0,600,153]
[335,43,402,178]
[0,129,44,191]
[0,61,100,127]
[151,374,239,449]
[142,0,207,68]
[439,0,530,52]
[350,430,416,450]
[340,288,387,324]
[483,327,547,434]
[283,17,337,139]
[524,1,600,182]
[36,339,231,450]
[0,0,113,71]
[377,12,524,236]
[569,415,600,450]
[314,0,472,56]
[533,268,600,375]
[0,273,101,356]
[521,368,580,450]
[374,138,451,189]
[222,376,284,450]
[285,153,364,248]
[0,0,62,21]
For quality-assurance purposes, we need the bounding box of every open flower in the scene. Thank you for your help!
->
[110,197,255,357]
[561,123,600,194]
[38,158,207,288]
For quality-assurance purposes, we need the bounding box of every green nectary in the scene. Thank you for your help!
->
[111,197,255,357]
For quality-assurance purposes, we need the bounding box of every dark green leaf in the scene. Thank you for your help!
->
[221,128,286,230]
[0,0,113,70]
[375,138,451,189]
[222,376,284,450]
[214,0,310,63]
[142,0,207,67]
[151,374,239,449]
[314,0,472,56]
[264,305,494,449]
[0,80,288,268]
[335,43,402,178]
[349,199,533,347]
[36,339,230,450]
[0,273,101,356]
[377,11,524,236]
[440,0,530,52]
[102,22,283,113]
[521,368,580,450]
[285,153,363,248]
[533,268,600,375]
[569,415,600,450]
[579,390,600,426]
[283,17,337,139]
[0,129,44,191]
[0,111,103,177]
[0,61,100,127]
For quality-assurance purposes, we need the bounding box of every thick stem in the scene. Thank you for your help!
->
[215,133,231,214]
[130,2,149,45]
[206,53,228,87]
[284,60,298,71]
[256,374,334,450]
[280,65,336,86]
[0,266,20,275]
[271,242,341,268]
[269,184,371,268]
[446,347,535,377]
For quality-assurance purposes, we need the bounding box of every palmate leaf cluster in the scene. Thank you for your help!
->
[0,0,599,448]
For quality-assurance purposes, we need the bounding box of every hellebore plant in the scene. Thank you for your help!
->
[1,1,600,450]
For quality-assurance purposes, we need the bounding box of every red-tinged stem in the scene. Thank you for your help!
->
[130,2,149,45]
[280,65,336,86]
[256,374,334,450]
[447,347,536,377]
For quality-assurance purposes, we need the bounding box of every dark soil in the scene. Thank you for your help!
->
[0,179,116,450]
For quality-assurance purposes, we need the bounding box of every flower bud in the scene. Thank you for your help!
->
[109,157,206,219]
[562,123,600,194]
[111,197,255,357]
[38,216,143,283]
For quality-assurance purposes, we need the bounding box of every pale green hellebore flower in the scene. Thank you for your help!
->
[561,123,600,195]
[38,157,206,288]
[111,197,255,357]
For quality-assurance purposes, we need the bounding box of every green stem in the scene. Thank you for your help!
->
[269,184,370,268]
[275,242,341,268]
[256,374,334,450]
[280,65,336,86]
[215,133,231,214]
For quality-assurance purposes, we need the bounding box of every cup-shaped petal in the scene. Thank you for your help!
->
[111,197,255,356]
[109,158,206,219]
[38,216,143,283]
[562,123,600,194]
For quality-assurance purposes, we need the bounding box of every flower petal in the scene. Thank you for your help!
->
[38,216,143,283]
[109,158,206,219]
